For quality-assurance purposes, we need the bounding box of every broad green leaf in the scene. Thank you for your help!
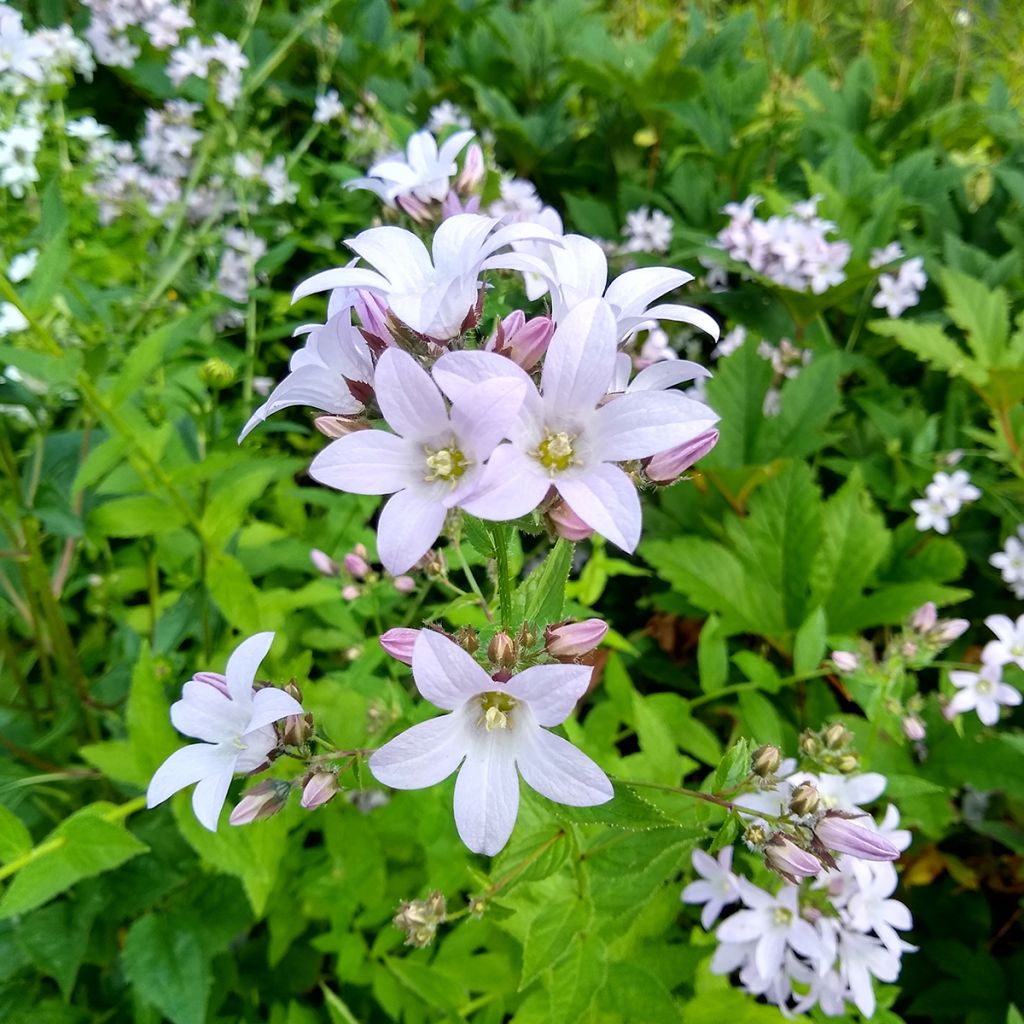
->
[0,804,148,919]
[940,268,1009,367]
[869,319,986,386]
[90,495,188,538]
[385,957,463,1012]
[704,340,773,467]
[16,896,102,999]
[520,895,591,990]
[518,538,574,625]
[600,962,682,1022]
[697,614,728,693]
[757,352,842,461]
[555,783,670,830]
[121,913,211,1024]
[738,690,784,746]
[545,934,607,1024]
[0,806,31,863]
[792,606,827,675]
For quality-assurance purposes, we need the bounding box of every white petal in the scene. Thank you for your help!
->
[310,430,420,495]
[292,266,389,303]
[997,684,1023,706]
[453,734,520,855]
[376,488,448,575]
[592,391,718,461]
[146,743,236,808]
[947,688,978,716]
[450,376,527,462]
[432,350,542,419]
[681,880,714,905]
[540,298,618,412]
[717,909,763,943]
[503,664,592,726]
[346,226,433,290]
[171,684,248,743]
[984,614,1016,647]
[628,359,711,392]
[249,686,305,731]
[412,629,494,709]
[431,213,497,274]
[514,719,612,807]
[459,444,551,521]
[238,365,361,442]
[369,710,469,789]
[191,766,234,831]
[556,463,641,552]
[642,302,721,341]
[374,348,450,441]
[604,267,691,316]
[225,632,274,706]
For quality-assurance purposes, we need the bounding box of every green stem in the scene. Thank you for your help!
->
[618,778,778,822]
[489,523,514,630]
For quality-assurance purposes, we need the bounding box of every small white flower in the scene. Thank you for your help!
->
[911,495,951,534]
[947,662,1022,726]
[982,614,1024,670]
[925,469,980,514]
[681,846,740,928]
[0,302,28,336]
[990,527,1024,586]
[870,242,904,268]
[7,248,37,283]
[313,88,345,125]
[66,116,109,142]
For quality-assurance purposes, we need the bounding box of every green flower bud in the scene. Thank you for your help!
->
[752,744,782,778]
[200,357,235,389]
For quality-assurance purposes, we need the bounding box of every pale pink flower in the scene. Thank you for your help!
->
[309,348,526,574]
[380,628,419,665]
[369,630,612,855]
[545,618,608,658]
[814,813,900,861]
[147,633,303,831]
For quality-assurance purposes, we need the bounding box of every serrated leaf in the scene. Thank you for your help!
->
[793,606,826,675]
[121,913,211,1024]
[869,319,986,385]
[704,341,773,467]
[518,538,574,626]
[697,614,728,693]
[546,934,606,1023]
[555,783,671,830]
[940,267,1009,367]
[757,352,842,461]
[520,895,591,990]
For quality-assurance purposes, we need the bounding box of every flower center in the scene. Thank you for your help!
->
[977,678,993,695]
[772,907,792,927]
[423,441,469,484]
[478,691,518,731]
[534,430,578,474]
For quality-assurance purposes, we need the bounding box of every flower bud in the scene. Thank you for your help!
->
[301,772,339,810]
[933,617,969,644]
[344,552,371,579]
[441,190,481,219]
[743,823,769,848]
[837,754,859,773]
[831,650,859,673]
[488,312,554,371]
[394,891,447,947]
[380,627,418,665]
[342,584,361,601]
[799,731,819,757]
[910,602,938,633]
[644,429,720,484]
[455,626,479,654]
[392,574,415,593]
[751,744,782,778]
[200,357,235,389]
[456,143,484,193]
[902,715,926,741]
[281,683,314,746]
[824,723,850,749]
[397,192,434,223]
[544,618,608,659]
[789,781,820,817]
[488,631,517,669]
[814,813,900,862]
[313,415,370,438]
[354,289,391,344]
[763,834,822,882]
[547,500,593,541]
[229,779,291,825]
[310,549,341,577]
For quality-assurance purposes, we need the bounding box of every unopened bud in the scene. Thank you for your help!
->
[310,549,341,577]
[301,772,339,810]
[488,631,516,669]
[397,192,434,223]
[193,671,230,697]
[393,891,447,948]
[751,744,782,778]
[344,552,371,579]
[814,813,900,862]
[902,715,926,742]
[544,618,608,659]
[910,602,938,633]
[763,834,821,882]
[824,723,850,749]
[342,584,361,601]
[933,617,969,644]
[837,754,859,773]
[789,781,820,816]
[831,650,859,673]
[456,143,484,193]
[455,626,479,654]
[799,731,819,757]
[380,627,418,665]
[200,357,235,389]
[547,500,593,542]
[644,429,720,484]
[229,779,291,825]
[392,574,415,593]
[314,415,370,438]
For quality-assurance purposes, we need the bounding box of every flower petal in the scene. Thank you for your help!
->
[458,444,551,521]
[225,632,275,706]
[642,302,720,341]
[454,734,520,855]
[431,213,497,274]
[450,376,526,462]
[146,743,236,808]
[374,348,450,441]
[310,429,419,495]
[592,391,719,461]
[369,709,469,789]
[604,267,692,317]
[412,629,494,709]
[376,488,448,576]
[540,298,618,412]
[191,766,234,831]
[514,719,612,807]
[556,463,641,552]
[503,663,592,726]
[249,686,305,731]
[238,365,361,442]
[628,359,711,392]
[171,684,249,743]
[984,614,1016,647]
[432,350,542,419]
[345,226,433,290]
[292,266,389,303]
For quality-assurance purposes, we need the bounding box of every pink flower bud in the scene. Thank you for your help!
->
[545,618,609,658]
[344,552,371,579]
[392,575,416,593]
[831,650,860,673]
[380,627,419,665]
[311,549,341,577]
[910,602,937,632]
[397,193,434,223]
[314,415,370,438]
[644,429,720,484]
[301,772,339,809]
[902,715,926,741]
[814,813,900,861]
[763,834,821,881]
[547,500,593,542]
[456,143,484,193]
[355,290,391,343]
[229,779,291,825]
[192,671,230,696]
[342,584,361,601]
[441,191,481,219]
[933,617,968,644]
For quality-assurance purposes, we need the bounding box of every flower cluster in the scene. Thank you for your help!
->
[167,33,248,107]
[945,614,1023,726]
[713,195,851,294]
[1,5,94,93]
[310,542,417,600]
[620,206,674,255]
[911,469,980,534]
[83,0,192,67]
[990,525,1024,598]
[685,750,912,1018]
[870,243,928,318]
[757,337,813,416]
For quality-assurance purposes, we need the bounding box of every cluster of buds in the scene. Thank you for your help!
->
[310,543,416,600]
[907,601,969,654]
[799,723,859,774]
[279,682,314,747]
[393,891,447,947]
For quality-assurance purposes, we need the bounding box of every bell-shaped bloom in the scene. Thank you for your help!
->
[434,299,718,552]
[292,215,559,340]
[380,627,420,665]
[146,633,304,831]
[346,128,476,207]
[813,813,900,862]
[531,233,720,343]
[369,629,612,855]
[545,618,608,658]
[309,347,526,575]
[239,298,373,441]
[763,834,822,882]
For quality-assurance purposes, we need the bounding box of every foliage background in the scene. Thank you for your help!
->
[2,0,1024,1021]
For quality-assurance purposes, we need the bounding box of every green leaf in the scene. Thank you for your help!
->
[792,606,827,675]
[518,539,574,626]
[555,783,671,830]
[0,806,31,863]
[869,319,986,385]
[737,690,784,746]
[704,341,773,467]
[545,934,607,1024]
[90,495,188,538]
[385,957,462,1013]
[940,268,1010,367]
[121,913,211,1024]
[697,614,728,693]
[520,895,591,990]
[757,352,842,460]
[0,804,148,919]
[15,895,101,999]
[600,963,682,1022]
